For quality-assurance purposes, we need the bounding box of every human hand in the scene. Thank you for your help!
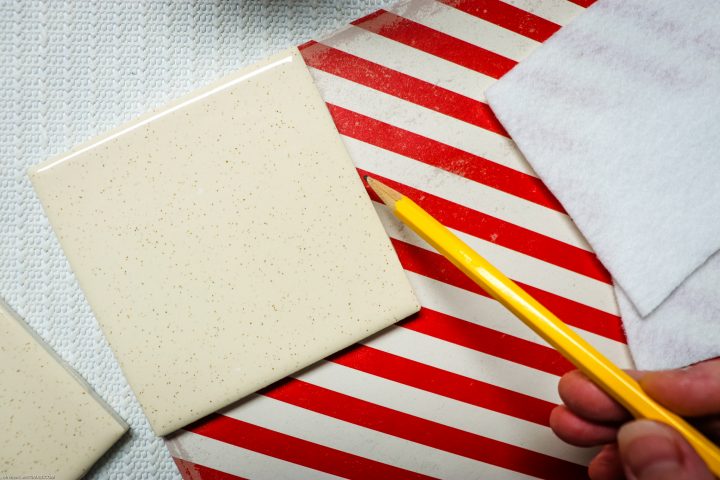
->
[550,359,720,480]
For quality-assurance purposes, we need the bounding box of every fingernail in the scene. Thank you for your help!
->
[618,420,682,479]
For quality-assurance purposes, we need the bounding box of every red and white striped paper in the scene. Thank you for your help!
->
[167,0,632,478]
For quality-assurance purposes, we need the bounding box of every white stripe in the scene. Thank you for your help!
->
[388,0,540,61]
[363,325,561,403]
[222,394,536,480]
[501,0,585,26]
[373,201,616,314]
[406,271,636,369]
[319,25,494,102]
[168,430,343,480]
[309,67,536,176]
[297,361,596,465]
[345,136,590,250]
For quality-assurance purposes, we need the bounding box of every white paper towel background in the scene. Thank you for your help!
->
[0,1,395,478]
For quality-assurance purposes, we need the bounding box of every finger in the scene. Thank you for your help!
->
[549,405,619,446]
[558,370,633,422]
[617,420,714,480]
[588,444,624,480]
[639,359,720,417]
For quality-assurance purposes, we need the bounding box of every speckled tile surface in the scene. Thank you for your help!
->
[29,47,419,437]
[0,298,127,480]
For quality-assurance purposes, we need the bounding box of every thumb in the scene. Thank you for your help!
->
[617,420,714,480]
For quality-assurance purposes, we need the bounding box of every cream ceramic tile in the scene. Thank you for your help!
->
[0,299,127,480]
[29,47,419,436]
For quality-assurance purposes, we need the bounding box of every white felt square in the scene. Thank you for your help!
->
[486,0,720,368]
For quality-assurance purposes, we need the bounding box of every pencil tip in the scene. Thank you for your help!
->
[364,176,403,206]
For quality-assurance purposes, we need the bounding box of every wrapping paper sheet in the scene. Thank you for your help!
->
[0,1,396,478]
[167,1,635,478]
[486,0,720,369]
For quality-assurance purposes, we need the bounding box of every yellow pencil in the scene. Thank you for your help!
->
[366,176,720,475]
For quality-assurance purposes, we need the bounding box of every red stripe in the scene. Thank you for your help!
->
[330,344,555,426]
[351,9,517,79]
[298,39,316,50]
[567,0,596,7]
[265,379,588,479]
[187,414,435,480]
[300,41,508,137]
[173,458,246,480]
[329,104,565,212]
[440,0,560,43]
[359,169,612,284]
[522,283,625,342]
[392,238,626,343]
[402,307,574,376]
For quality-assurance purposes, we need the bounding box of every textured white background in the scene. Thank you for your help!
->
[0,1,394,478]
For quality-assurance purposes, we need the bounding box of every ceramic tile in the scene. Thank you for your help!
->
[0,299,127,480]
[29,47,419,436]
